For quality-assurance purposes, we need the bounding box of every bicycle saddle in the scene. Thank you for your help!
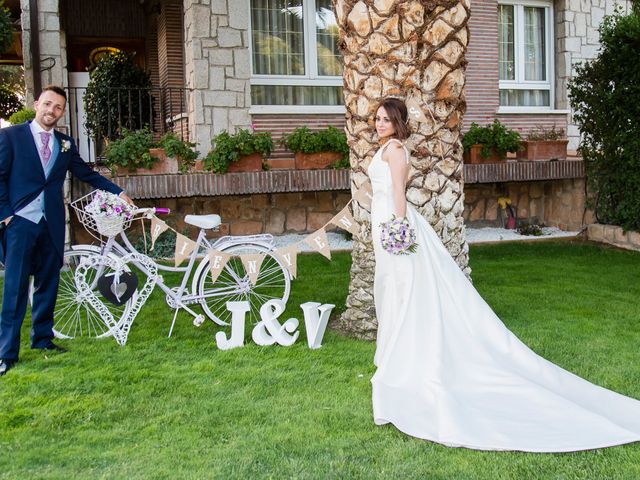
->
[184,214,222,230]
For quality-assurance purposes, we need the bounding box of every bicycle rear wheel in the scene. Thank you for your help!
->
[195,243,290,326]
[53,248,135,339]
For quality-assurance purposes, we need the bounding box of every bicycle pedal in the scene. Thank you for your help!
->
[193,315,205,327]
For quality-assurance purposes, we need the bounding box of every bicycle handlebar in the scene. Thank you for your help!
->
[130,207,171,216]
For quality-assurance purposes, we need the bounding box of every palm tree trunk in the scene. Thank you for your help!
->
[333,0,471,339]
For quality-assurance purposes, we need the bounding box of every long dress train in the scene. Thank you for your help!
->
[369,139,640,452]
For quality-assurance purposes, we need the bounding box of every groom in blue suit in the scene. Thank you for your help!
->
[0,85,132,376]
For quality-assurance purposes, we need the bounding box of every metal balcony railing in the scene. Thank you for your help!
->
[65,86,191,163]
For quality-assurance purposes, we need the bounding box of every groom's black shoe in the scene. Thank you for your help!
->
[34,342,67,353]
[0,359,15,376]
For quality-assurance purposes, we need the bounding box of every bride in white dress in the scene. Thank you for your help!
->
[368,97,640,452]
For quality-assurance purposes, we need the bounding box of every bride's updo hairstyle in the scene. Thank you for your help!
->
[376,97,410,140]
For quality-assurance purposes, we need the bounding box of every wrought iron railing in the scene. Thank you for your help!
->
[65,86,191,163]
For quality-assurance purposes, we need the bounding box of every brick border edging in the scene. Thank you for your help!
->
[587,224,640,252]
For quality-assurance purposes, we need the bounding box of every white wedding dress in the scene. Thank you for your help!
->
[369,139,640,452]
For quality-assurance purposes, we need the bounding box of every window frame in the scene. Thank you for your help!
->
[248,0,345,114]
[497,0,555,112]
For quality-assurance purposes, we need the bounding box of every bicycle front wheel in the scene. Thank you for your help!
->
[54,248,135,339]
[196,244,291,326]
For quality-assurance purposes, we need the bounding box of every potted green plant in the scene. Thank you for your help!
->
[280,126,349,169]
[518,126,568,161]
[157,132,199,173]
[204,129,273,173]
[104,127,163,175]
[462,120,522,164]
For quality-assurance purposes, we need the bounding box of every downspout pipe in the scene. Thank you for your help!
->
[29,0,41,97]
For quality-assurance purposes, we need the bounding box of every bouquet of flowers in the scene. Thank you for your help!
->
[85,190,133,236]
[379,216,418,255]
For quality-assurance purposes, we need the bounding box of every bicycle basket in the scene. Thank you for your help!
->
[70,190,134,241]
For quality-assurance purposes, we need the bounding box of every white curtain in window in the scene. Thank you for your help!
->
[251,0,305,76]
[498,5,515,81]
[315,0,342,76]
[524,7,546,81]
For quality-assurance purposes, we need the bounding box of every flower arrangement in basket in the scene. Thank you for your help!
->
[380,216,418,255]
[84,190,133,237]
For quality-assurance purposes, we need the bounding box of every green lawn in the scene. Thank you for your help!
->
[1,239,640,479]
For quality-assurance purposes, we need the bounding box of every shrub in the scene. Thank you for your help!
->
[280,126,349,166]
[204,129,273,173]
[84,51,152,141]
[158,132,198,173]
[104,127,157,173]
[0,1,12,54]
[0,84,23,119]
[569,5,640,230]
[462,119,522,159]
[7,107,34,124]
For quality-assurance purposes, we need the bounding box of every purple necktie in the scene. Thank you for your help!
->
[39,131,51,167]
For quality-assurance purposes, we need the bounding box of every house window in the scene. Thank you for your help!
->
[498,1,553,108]
[250,0,343,108]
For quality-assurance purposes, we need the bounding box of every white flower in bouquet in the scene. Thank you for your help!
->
[380,216,418,255]
[85,190,133,219]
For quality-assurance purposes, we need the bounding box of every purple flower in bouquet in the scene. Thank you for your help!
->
[379,216,418,255]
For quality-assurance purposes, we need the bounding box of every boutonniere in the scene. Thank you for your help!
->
[61,139,71,153]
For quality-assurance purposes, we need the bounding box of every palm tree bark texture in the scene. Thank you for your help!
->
[333,0,471,339]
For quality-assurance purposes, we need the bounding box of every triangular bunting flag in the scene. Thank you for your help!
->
[273,245,299,279]
[330,205,359,236]
[175,233,197,266]
[353,182,373,207]
[241,253,265,285]
[208,249,232,284]
[406,95,429,124]
[304,228,332,260]
[150,216,170,250]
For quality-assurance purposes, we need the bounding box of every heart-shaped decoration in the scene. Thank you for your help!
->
[97,270,139,306]
[75,253,157,346]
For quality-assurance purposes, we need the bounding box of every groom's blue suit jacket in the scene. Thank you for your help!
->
[0,121,122,264]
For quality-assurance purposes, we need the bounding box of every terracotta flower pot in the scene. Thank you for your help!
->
[518,140,569,161]
[294,152,343,170]
[463,145,503,164]
[226,152,263,172]
[115,148,179,176]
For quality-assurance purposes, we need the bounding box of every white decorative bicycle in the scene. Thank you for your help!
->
[54,190,291,340]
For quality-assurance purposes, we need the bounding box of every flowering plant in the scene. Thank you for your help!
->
[60,139,71,152]
[380,216,418,255]
[85,190,133,219]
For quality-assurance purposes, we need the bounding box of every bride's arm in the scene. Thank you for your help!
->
[384,143,409,218]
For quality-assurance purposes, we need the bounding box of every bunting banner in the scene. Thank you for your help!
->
[150,216,170,250]
[330,205,360,236]
[174,233,197,267]
[273,245,299,279]
[304,228,332,260]
[353,182,373,207]
[208,249,232,284]
[241,253,266,285]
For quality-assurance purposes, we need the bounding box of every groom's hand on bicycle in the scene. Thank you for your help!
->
[119,192,134,206]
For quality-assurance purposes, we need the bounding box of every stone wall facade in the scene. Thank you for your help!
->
[71,180,588,244]
[464,178,591,232]
[556,0,632,150]
[183,0,252,152]
[20,0,68,106]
